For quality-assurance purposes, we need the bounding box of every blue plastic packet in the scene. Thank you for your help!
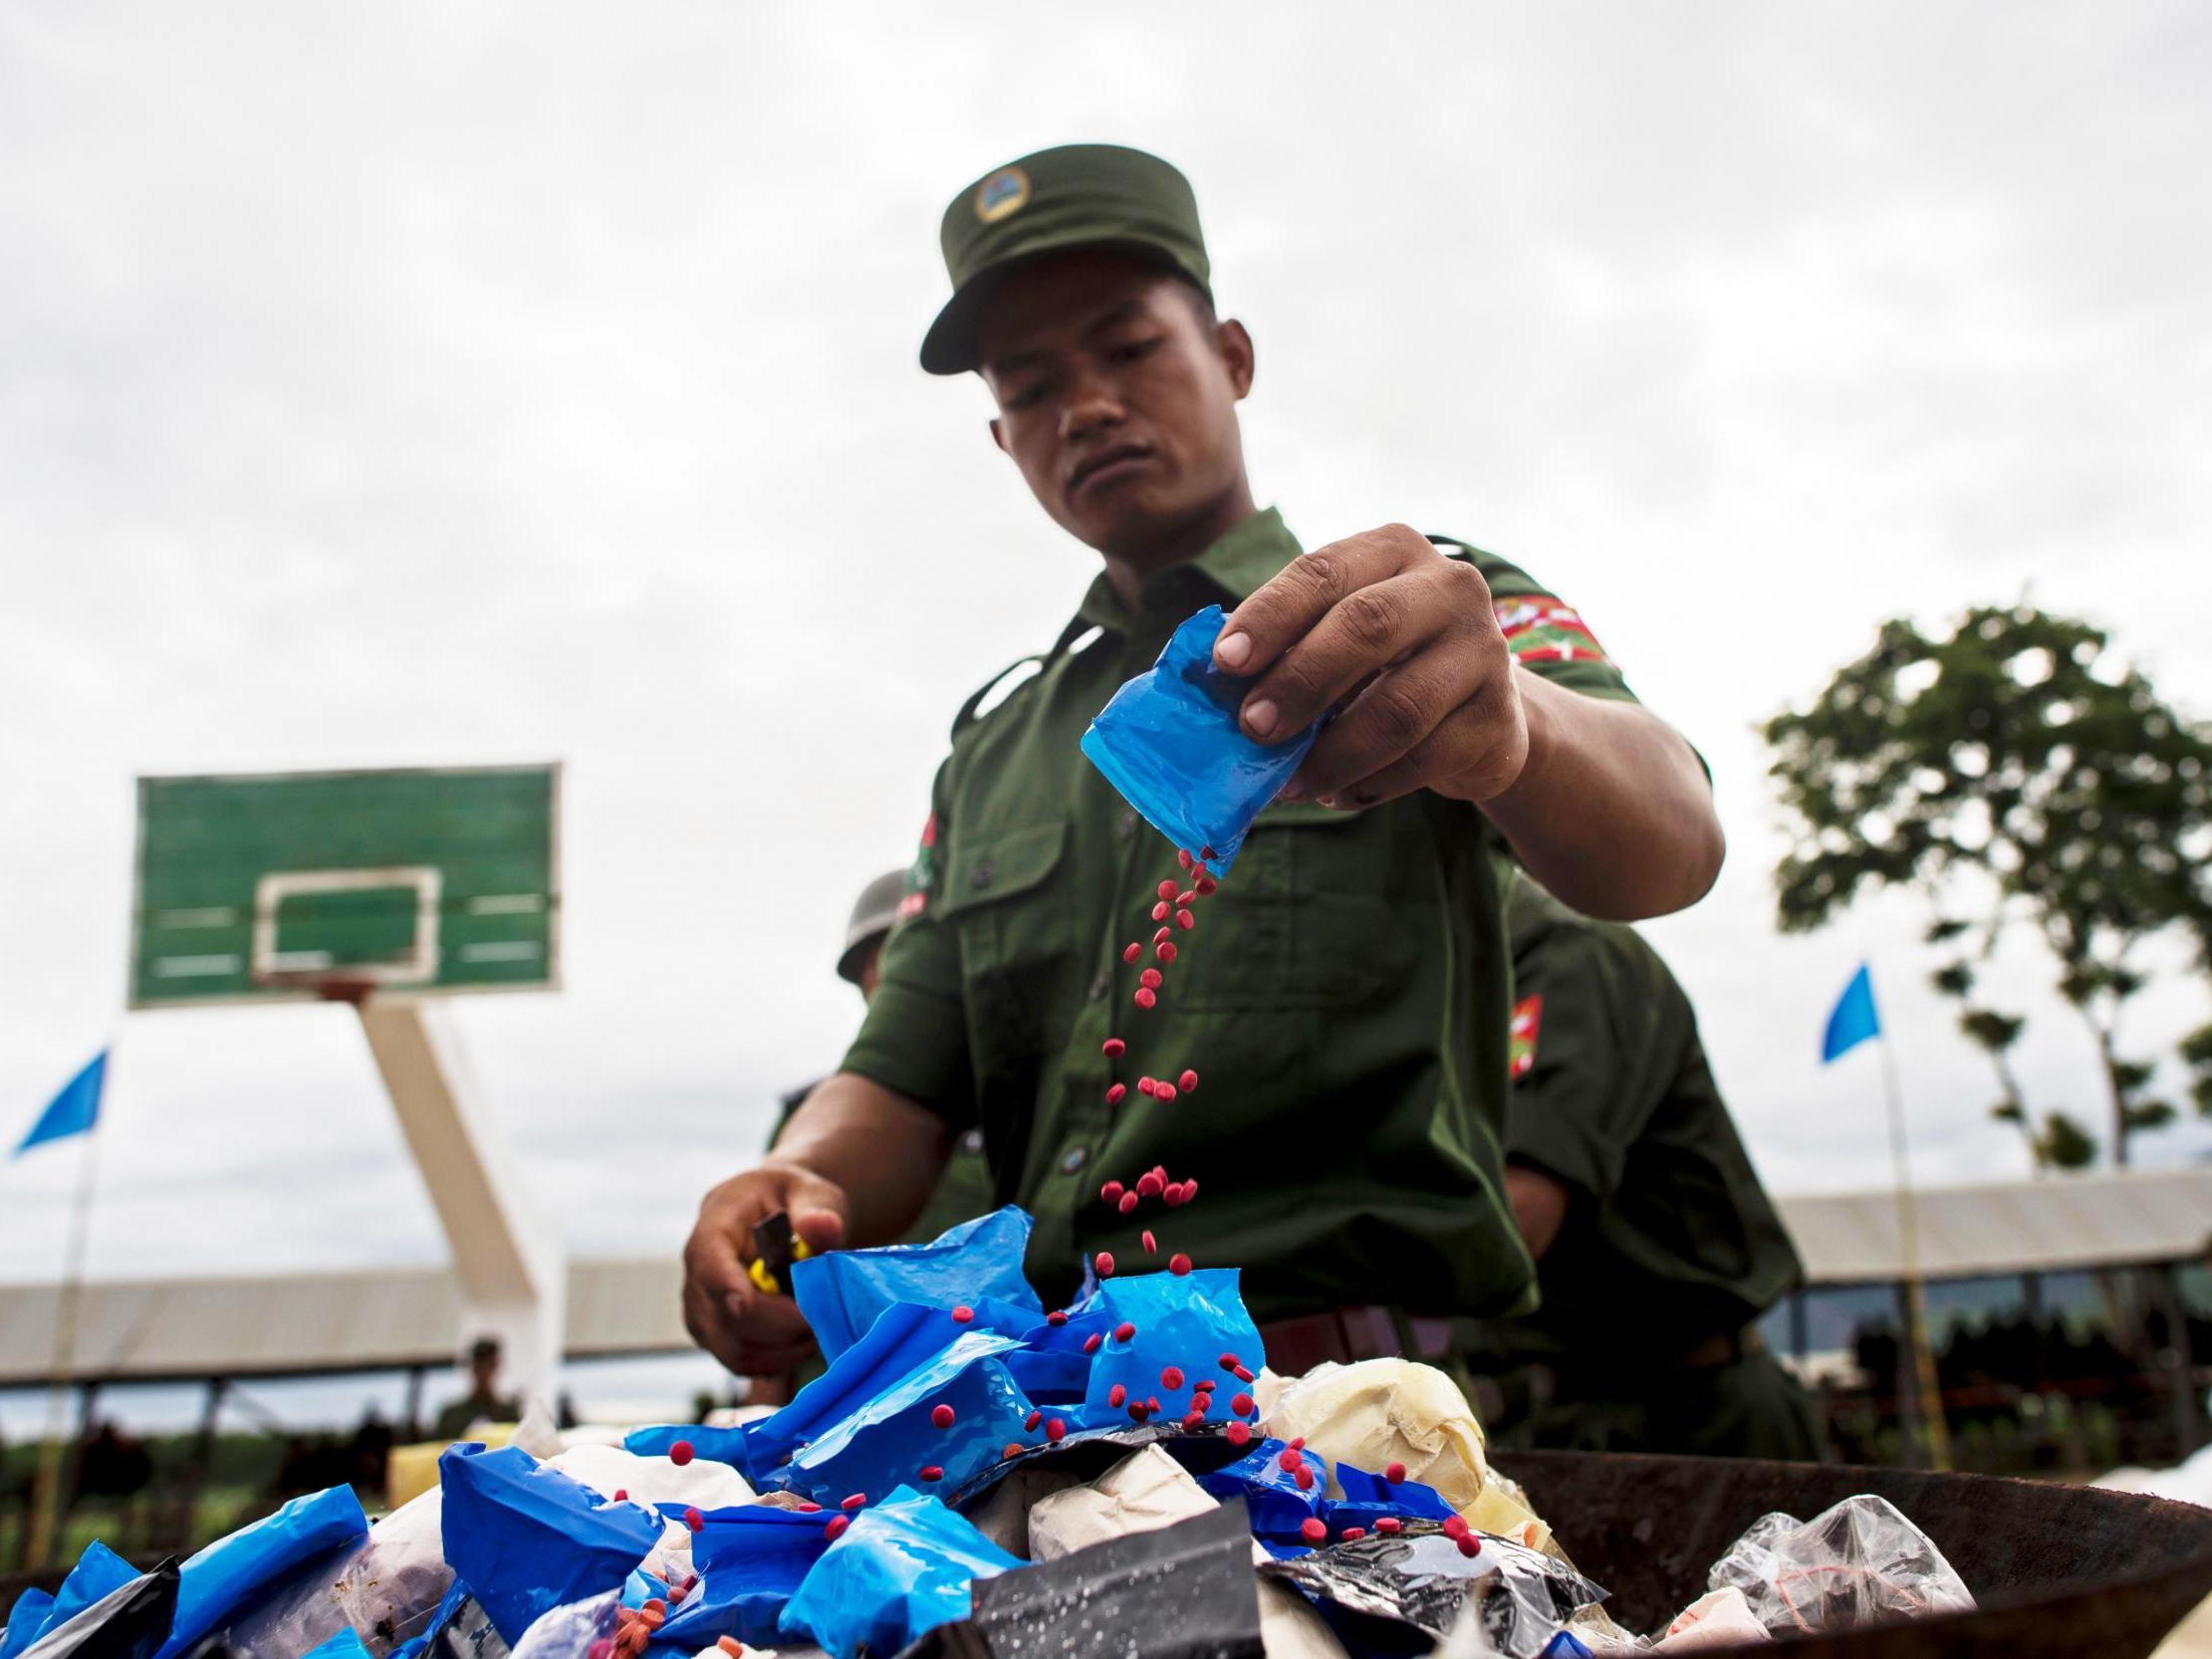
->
[1080,603,1324,876]
[155,1484,368,1659]
[0,1591,54,1659]
[1326,1461,1457,1531]
[792,1207,1041,1362]
[29,1541,136,1649]
[1541,1632,1595,1659]
[1080,1269,1264,1426]
[780,1487,1025,1659]
[653,1507,834,1650]
[618,1568,669,1611]
[437,1444,663,1644]
[300,1628,374,1659]
[1194,1438,1327,1544]
[781,1330,1034,1508]
[619,1423,755,1477]
[740,1303,961,1480]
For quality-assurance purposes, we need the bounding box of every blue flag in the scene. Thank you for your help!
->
[14,1050,108,1156]
[1821,967,1881,1063]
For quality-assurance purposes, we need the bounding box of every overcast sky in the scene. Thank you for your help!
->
[4,1,2210,1304]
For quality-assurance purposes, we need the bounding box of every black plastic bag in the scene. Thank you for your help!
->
[1261,1528,1603,1659]
[17,1561,180,1659]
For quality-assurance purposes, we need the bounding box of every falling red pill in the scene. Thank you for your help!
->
[1095,1251,1114,1277]
[1108,1383,1127,1407]
[1156,942,1178,963]
[1114,1320,1136,1342]
[1138,1076,1157,1096]
[1139,967,1162,990]
[1084,1333,1103,1353]
[1047,1417,1066,1442]
[1141,1228,1156,1253]
[1278,1449,1302,1473]
[1048,1309,1068,1325]
[1161,1365,1184,1389]
[1457,1535,1481,1558]
[1234,1364,1254,1383]
[1153,925,1172,945]
[1127,1402,1150,1423]
[842,1493,866,1510]
[1106,1083,1126,1104]
[1169,1253,1191,1276]
[1151,900,1170,921]
[1025,1408,1042,1430]
[1375,1518,1403,1535]
[1219,1351,1241,1370]
[1133,987,1156,1008]
[1226,1421,1251,1447]
[668,1440,694,1466]
[1341,1526,1365,1541]
[931,1403,955,1428]
[1177,1069,1198,1091]
[1384,1461,1406,1483]
[1137,1171,1165,1197]
[1117,1191,1138,1214]
[1157,1082,1178,1102]
[1300,1517,1328,1544]
[1195,876,1217,896]
[951,1305,974,1324]
[684,1507,703,1532]
[1183,1410,1206,1430]
[1103,1037,1126,1058]
[1102,1180,1124,1203]
[1182,1178,1200,1201]
[1231,1392,1254,1416]
[919,1465,942,1481]
[614,1489,628,1501]
[1294,1466,1314,1491]
[824,1515,849,1540]
[1178,848,1193,871]
[1176,909,1194,929]
[1176,889,1196,905]
[1157,878,1179,899]
[1289,1437,1305,1450]
[1121,942,1140,963]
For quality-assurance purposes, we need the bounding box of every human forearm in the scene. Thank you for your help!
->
[1478,672,1723,920]
[769,1070,956,1247]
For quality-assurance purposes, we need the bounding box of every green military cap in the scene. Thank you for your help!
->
[838,867,910,986]
[920,143,1212,375]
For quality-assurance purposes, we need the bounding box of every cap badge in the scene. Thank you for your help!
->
[974,166,1031,224]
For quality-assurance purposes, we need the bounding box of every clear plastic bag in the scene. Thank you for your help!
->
[1707,1495,1974,1637]
[506,1592,617,1659]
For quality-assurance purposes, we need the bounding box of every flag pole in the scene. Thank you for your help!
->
[1877,1025,1951,1472]
[27,1106,104,1568]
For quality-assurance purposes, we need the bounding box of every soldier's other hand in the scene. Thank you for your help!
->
[682,1164,850,1376]
[1211,523,1528,808]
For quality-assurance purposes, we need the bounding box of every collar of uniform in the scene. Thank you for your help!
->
[1060,506,1302,648]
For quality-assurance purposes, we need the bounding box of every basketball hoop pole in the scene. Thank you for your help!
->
[348,994,567,1404]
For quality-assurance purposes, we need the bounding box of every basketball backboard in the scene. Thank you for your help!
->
[128,764,561,1008]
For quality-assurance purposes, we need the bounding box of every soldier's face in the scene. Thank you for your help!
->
[977,251,1253,558]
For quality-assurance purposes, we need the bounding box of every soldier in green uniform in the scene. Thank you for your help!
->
[683,143,1726,1381]
[1472,877,1821,1459]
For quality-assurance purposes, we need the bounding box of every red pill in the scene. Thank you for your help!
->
[1002,1442,1024,1460]
[1122,942,1140,963]
[951,1305,974,1324]
[1048,1309,1069,1325]
[1162,1183,1185,1208]
[1101,1180,1125,1204]
[1095,1251,1115,1277]
[1442,1515,1469,1539]
[931,1403,955,1429]
[1084,1332,1103,1353]
[1457,1535,1482,1558]
[1232,1392,1255,1416]
[1169,1253,1192,1275]
[1161,1365,1184,1389]
[614,1488,628,1501]
[824,1515,850,1541]
[1106,1083,1126,1105]
[1025,1408,1042,1429]
[1133,987,1156,1009]
[1219,1352,1242,1370]
[1384,1461,1407,1484]
[1290,1437,1306,1450]
[1117,1191,1139,1215]
[1182,1178,1200,1201]
[1176,909,1194,929]
[1195,876,1217,896]
[1103,1038,1126,1058]
[1178,1069,1198,1091]
[1158,879,1179,899]
[1177,889,1196,905]
[1114,1320,1136,1342]
[1234,1364,1254,1382]
[1137,1076,1157,1096]
[1184,1410,1206,1430]
[1047,1417,1067,1443]
[1151,900,1170,921]
[1200,844,1216,859]
[1300,1517,1328,1544]
[919,1465,942,1481]
[590,1641,614,1659]
[1108,1383,1127,1407]
[1341,1526,1365,1541]
[842,1492,866,1510]
[1139,967,1162,990]
[1141,1229,1156,1254]
[1375,1517,1403,1535]
[1127,1402,1150,1423]
[796,1501,822,1512]
[668,1440,694,1467]
[1156,941,1178,964]
[1137,1171,1165,1198]
[1156,1083,1177,1102]
[1153,929,1172,949]
[684,1507,703,1532]
[1226,1421,1252,1447]
[1278,1450,1303,1473]
[1294,1466,1314,1491]
[1178,848,1194,871]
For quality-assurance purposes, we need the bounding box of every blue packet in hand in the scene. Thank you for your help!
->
[1081,603,1323,876]
[792,1207,1041,1363]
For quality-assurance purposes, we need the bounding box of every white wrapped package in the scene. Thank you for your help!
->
[1657,1587,1770,1650]
[1708,1495,1974,1636]
[1027,1446,1347,1659]
[1263,1359,1548,1547]
[547,1443,756,1510]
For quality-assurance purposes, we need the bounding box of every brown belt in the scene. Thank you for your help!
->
[1258,1306,1458,1373]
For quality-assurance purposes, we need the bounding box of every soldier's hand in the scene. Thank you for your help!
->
[682,1164,850,1376]
[1211,523,1528,808]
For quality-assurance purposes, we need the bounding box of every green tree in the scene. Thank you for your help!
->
[1766,605,2212,1166]
[1929,947,2095,1171]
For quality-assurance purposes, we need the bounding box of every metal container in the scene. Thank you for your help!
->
[1496,1450,2212,1657]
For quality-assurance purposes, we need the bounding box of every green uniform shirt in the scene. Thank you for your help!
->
[1493,880,1805,1360]
[842,508,1646,1323]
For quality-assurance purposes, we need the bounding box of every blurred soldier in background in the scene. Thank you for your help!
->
[431,1336,520,1441]
[1467,878,1821,1459]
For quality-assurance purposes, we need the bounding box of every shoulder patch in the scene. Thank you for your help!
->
[1509,994,1543,1079]
[1495,594,1610,667]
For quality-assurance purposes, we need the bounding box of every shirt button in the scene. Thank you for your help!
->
[1060,1146,1089,1174]
[1089,970,1110,1000]
[969,860,995,889]
[1115,809,1138,842]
